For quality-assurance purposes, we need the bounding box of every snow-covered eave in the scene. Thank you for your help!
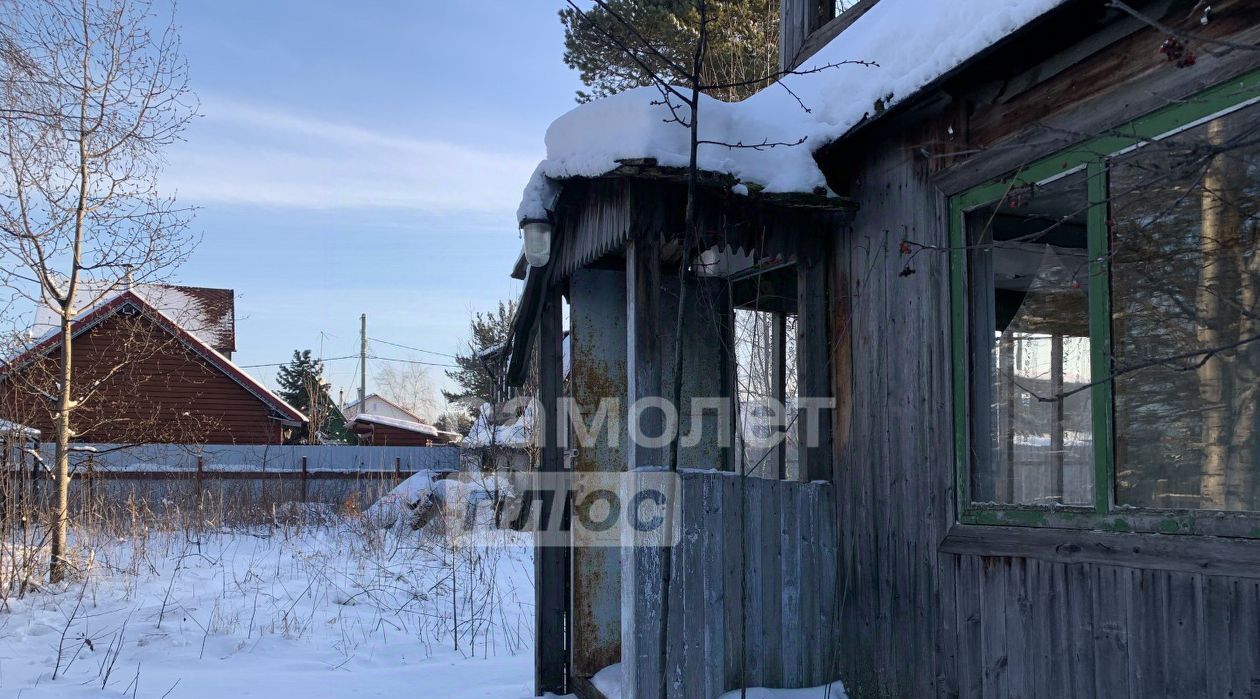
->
[516,0,1074,226]
[810,1,1083,166]
[349,413,447,439]
[516,158,853,228]
[0,418,39,439]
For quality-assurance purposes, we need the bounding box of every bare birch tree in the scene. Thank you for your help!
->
[0,0,195,582]
[374,360,439,422]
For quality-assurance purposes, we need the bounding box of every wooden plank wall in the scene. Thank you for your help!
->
[936,556,1260,699]
[778,0,812,72]
[837,119,1260,699]
[0,312,288,444]
[832,129,953,699]
[634,471,838,699]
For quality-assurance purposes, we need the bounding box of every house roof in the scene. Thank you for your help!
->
[348,413,457,441]
[34,283,236,354]
[8,289,305,426]
[342,393,427,423]
[0,418,39,439]
[516,0,1071,223]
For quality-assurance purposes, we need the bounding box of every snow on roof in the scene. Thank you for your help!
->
[33,283,235,354]
[350,413,444,438]
[0,418,39,439]
[518,0,1068,222]
[13,289,305,425]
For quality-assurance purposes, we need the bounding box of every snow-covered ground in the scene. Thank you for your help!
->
[1,471,852,699]
[0,516,537,698]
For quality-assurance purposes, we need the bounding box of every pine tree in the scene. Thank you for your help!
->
[276,350,352,443]
[559,0,780,103]
[276,350,320,408]
[443,301,518,415]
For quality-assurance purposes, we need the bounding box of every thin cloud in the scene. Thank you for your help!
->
[164,95,540,213]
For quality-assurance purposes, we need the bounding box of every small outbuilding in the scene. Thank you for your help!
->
[347,413,458,447]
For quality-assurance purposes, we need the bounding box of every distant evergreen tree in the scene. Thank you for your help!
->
[443,301,517,416]
[276,350,352,444]
[276,350,320,407]
[559,0,780,103]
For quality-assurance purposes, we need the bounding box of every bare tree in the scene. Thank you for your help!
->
[374,360,439,422]
[0,0,195,582]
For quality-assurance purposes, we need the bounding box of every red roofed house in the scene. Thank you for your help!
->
[0,284,306,445]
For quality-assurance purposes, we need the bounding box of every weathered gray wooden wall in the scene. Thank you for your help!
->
[780,0,881,71]
[831,131,954,698]
[836,128,1260,699]
[628,471,837,699]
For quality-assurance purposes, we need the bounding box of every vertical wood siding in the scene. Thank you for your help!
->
[839,129,1260,699]
[833,130,952,698]
[626,471,837,698]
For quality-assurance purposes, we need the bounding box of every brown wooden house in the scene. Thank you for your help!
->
[511,1,1260,697]
[0,287,306,446]
[346,413,457,447]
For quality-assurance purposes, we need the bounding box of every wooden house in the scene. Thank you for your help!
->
[509,1,1260,697]
[346,412,457,447]
[0,286,306,446]
[342,393,425,425]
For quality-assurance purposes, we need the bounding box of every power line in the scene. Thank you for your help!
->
[238,354,359,369]
[368,337,458,359]
[370,354,459,369]
[241,354,457,371]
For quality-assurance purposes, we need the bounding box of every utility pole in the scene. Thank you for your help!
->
[359,313,367,408]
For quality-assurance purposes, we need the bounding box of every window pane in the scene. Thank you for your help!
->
[969,171,1095,506]
[1112,102,1260,511]
[731,268,799,480]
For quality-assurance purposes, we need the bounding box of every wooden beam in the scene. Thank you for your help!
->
[789,0,883,70]
[623,236,666,699]
[627,235,664,471]
[797,235,833,482]
[941,524,1260,579]
[535,282,569,696]
[772,311,788,480]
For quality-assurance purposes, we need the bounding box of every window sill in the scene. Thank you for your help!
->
[941,523,1260,579]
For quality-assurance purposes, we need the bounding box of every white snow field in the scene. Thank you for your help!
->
[0,514,538,698]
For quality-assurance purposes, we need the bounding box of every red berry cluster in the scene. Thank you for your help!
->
[1008,184,1034,210]
[1159,37,1197,68]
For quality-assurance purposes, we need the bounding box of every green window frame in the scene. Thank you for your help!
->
[950,69,1260,538]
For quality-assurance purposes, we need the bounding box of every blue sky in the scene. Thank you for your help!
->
[162,1,584,404]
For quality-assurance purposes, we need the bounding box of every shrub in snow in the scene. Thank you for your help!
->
[362,470,437,529]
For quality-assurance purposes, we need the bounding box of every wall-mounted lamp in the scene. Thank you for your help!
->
[521,218,552,267]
